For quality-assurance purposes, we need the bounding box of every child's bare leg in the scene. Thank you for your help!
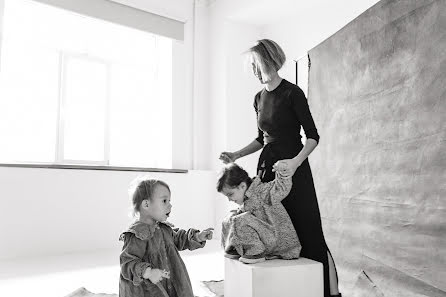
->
[328,251,340,295]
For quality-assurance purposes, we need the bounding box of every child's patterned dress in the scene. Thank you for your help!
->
[222,173,301,259]
[119,221,205,297]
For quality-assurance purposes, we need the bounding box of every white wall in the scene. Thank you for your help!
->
[0,167,218,260]
[0,0,3,71]
[192,2,264,229]
[262,0,381,79]
[199,2,264,174]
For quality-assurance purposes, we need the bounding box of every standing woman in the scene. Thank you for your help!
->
[219,39,341,297]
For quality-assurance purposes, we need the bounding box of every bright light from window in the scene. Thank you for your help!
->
[62,55,108,162]
[0,0,173,168]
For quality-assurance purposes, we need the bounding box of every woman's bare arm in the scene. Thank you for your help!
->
[220,140,263,163]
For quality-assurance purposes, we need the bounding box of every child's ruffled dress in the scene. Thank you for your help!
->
[119,221,205,297]
[222,174,301,259]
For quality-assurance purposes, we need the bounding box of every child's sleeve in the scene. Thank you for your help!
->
[119,233,151,286]
[257,172,293,204]
[172,228,206,251]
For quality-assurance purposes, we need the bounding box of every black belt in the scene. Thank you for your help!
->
[263,134,301,145]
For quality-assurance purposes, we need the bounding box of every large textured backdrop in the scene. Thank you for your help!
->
[307,0,446,296]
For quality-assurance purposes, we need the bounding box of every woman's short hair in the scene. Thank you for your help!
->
[248,39,286,81]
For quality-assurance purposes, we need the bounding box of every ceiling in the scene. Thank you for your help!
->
[222,0,381,27]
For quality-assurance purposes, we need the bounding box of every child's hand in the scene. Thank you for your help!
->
[197,228,214,242]
[273,159,300,177]
[143,267,170,284]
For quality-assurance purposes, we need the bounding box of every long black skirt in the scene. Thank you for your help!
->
[257,140,334,297]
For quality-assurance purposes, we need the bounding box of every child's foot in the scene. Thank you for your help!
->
[224,253,241,259]
[239,256,266,264]
[265,255,280,260]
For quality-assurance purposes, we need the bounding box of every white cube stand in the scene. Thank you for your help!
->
[225,257,323,297]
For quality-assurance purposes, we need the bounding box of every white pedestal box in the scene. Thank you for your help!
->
[224,257,323,297]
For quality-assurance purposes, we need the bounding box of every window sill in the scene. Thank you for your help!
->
[0,163,188,173]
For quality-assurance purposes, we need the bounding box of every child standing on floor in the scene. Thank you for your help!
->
[217,163,301,264]
[119,178,214,297]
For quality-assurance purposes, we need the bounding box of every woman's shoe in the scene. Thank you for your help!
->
[239,256,266,264]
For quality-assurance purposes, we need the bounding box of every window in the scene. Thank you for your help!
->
[0,0,173,168]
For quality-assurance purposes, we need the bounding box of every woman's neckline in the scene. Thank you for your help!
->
[264,78,284,93]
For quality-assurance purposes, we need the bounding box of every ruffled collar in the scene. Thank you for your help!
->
[120,220,175,241]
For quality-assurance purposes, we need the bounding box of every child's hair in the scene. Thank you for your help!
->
[217,163,252,192]
[128,177,170,217]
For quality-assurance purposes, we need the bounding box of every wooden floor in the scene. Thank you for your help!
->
[0,240,224,297]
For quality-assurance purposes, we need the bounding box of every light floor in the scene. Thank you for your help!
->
[0,240,224,297]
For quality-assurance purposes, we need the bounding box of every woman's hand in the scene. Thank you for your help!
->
[196,228,214,242]
[219,152,238,164]
[144,267,170,284]
[273,158,302,177]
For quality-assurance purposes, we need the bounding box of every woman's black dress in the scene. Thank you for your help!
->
[254,79,334,297]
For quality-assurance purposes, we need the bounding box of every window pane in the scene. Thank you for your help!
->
[109,38,172,169]
[0,0,60,162]
[63,56,107,162]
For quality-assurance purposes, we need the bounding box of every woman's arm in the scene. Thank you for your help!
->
[234,140,263,159]
[273,139,318,176]
[274,86,320,176]
[293,138,318,165]
[220,140,263,163]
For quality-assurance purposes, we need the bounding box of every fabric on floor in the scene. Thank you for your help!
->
[64,280,224,297]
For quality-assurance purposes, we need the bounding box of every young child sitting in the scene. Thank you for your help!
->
[119,178,214,297]
[217,163,301,264]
